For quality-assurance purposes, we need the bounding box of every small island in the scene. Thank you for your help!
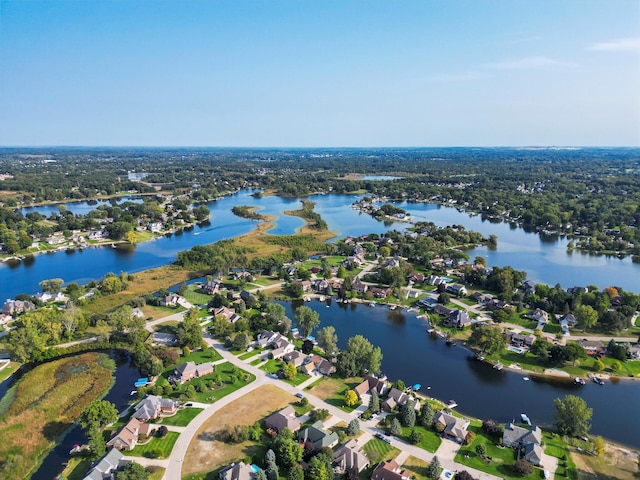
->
[231,205,267,221]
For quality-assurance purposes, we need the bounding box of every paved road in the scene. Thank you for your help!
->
[163,338,504,480]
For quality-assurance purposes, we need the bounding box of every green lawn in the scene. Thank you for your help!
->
[180,347,223,363]
[181,285,214,305]
[250,358,263,366]
[541,431,578,480]
[126,431,180,458]
[250,276,282,287]
[259,359,309,386]
[304,376,362,412]
[455,425,541,480]
[398,422,441,452]
[362,438,399,464]
[0,362,19,383]
[238,349,262,360]
[161,407,203,426]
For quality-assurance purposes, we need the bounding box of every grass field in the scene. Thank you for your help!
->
[181,285,213,305]
[0,361,19,383]
[161,407,203,426]
[260,359,309,386]
[183,385,298,477]
[126,431,180,458]
[454,425,540,480]
[570,441,636,480]
[401,456,431,480]
[56,457,93,480]
[141,304,186,320]
[83,265,207,315]
[180,347,223,364]
[238,349,262,360]
[397,421,441,452]
[304,375,363,412]
[0,353,114,480]
[362,437,399,464]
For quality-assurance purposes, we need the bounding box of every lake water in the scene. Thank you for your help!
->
[19,196,144,218]
[281,299,640,449]
[31,351,141,480]
[2,191,639,300]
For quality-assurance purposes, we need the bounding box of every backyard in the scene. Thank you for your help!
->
[304,375,363,412]
[126,431,180,459]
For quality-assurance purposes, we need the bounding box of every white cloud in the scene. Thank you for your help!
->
[486,56,576,70]
[587,37,640,52]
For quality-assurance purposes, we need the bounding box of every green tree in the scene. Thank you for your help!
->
[287,464,304,480]
[419,402,434,427]
[316,326,339,356]
[370,390,380,413]
[284,362,297,380]
[306,454,331,480]
[176,308,204,348]
[468,325,506,355]
[554,395,592,437]
[594,436,605,456]
[116,462,149,480]
[400,400,416,428]
[87,424,106,460]
[39,278,64,293]
[273,429,303,468]
[426,456,441,479]
[347,419,360,436]
[409,429,423,445]
[232,332,250,352]
[575,304,598,330]
[80,399,118,431]
[295,306,320,338]
[390,418,402,436]
[254,470,267,480]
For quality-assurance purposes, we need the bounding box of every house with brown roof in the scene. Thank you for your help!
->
[333,439,368,473]
[371,287,392,299]
[264,405,301,434]
[171,361,214,384]
[211,306,241,323]
[107,417,143,451]
[352,280,368,294]
[200,280,222,295]
[371,459,411,480]
[578,339,606,356]
[310,355,336,376]
[354,375,388,400]
[506,332,536,347]
[433,411,470,444]
[382,388,410,411]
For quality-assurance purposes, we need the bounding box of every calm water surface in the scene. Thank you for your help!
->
[282,300,640,449]
[2,191,639,300]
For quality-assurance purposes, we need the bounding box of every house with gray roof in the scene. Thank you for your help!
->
[132,395,178,422]
[333,439,368,473]
[264,405,301,434]
[502,423,543,465]
[219,461,256,480]
[382,388,410,411]
[83,448,125,480]
[298,421,339,451]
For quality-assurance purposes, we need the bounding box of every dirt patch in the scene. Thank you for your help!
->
[572,443,638,480]
[183,384,297,476]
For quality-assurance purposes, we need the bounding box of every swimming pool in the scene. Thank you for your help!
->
[508,346,525,354]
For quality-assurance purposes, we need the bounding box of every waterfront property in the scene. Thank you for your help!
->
[82,448,125,480]
[132,395,178,422]
[433,411,470,444]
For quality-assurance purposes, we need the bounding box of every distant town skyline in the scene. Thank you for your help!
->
[1,0,639,147]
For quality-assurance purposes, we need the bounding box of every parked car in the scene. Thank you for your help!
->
[295,393,304,399]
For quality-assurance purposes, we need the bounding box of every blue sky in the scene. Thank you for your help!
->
[1,0,639,146]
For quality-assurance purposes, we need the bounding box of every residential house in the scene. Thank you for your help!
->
[239,290,257,304]
[219,462,256,480]
[351,280,368,295]
[311,355,336,376]
[298,421,339,451]
[354,375,388,400]
[371,287,392,299]
[446,284,468,297]
[409,272,425,283]
[567,286,588,295]
[265,405,301,434]
[2,299,34,315]
[433,304,455,316]
[148,222,163,233]
[371,459,411,480]
[433,411,470,444]
[107,417,143,451]
[87,230,107,241]
[83,448,124,480]
[132,395,178,422]
[34,291,67,303]
[426,274,444,286]
[382,388,410,411]
[257,330,295,359]
[560,313,577,327]
[527,308,549,326]
[506,332,536,347]
[132,307,145,318]
[313,279,330,294]
[502,423,544,466]
[283,350,307,368]
[444,309,472,328]
[212,305,241,324]
[578,339,606,356]
[0,313,12,325]
[162,294,184,307]
[473,292,493,304]
[201,280,222,295]
[629,344,640,360]
[520,280,537,295]
[417,297,437,310]
[47,235,66,245]
[171,361,214,384]
[298,280,312,293]
[486,298,508,310]
[333,439,368,473]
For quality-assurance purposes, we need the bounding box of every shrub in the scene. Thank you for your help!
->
[156,426,168,438]
[512,459,534,476]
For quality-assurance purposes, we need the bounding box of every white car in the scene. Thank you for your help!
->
[543,471,550,479]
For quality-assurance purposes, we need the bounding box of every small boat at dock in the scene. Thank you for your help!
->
[574,377,586,385]
[134,377,149,387]
[521,413,531,426]
[593,377,605,385]
[493,362,504,371]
